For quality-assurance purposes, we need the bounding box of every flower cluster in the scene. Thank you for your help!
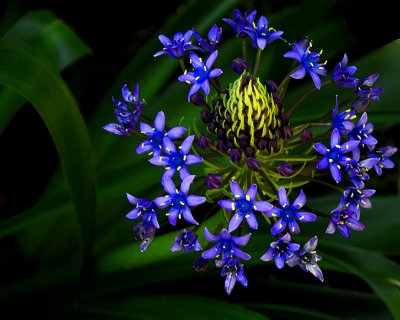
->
[103,8,397,295]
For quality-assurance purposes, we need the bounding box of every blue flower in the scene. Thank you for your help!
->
[132,221,157,252]
[126,194,160,229]
[192,24,222,53]
[262,187,317,235]
[222,8,257,37]
[154,175,206,226]
[178,51,223,101]
[326,208,365,238]
[331,95,356,135]
[283,38,327,89]
[336,187,376,219]
[332,53,358,88]
[149,135,203,180]
[201,228,252,261]
[218,180,273,232]
[154,30,200,58]
[218,257,248,295]
[244,15,284,50]
[103,83,145,136]
[364,146,398,176]
[171,229,202,253]
[287,236,324,282]
[136,111,187,157]
[349,112,378,161]
[260,233,300,269]
[352,73,384,112]
[313,128,359,183]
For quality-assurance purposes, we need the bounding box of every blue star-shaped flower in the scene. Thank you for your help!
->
[153,30,200,59]
[332,53,358,88]
[170,229,202,253]
[262,187,317,235]
[125,194,160,229]
[283,38,327,89]
[219,257,248,295]
[349,112,378,161]
[149,135,203,180]
[201,228,252,262]
[222,8,257,37]
[336,186,376,219]
[244,15,284,50]
[136,111,187,157]
[260,233,300,269]
[352,73,384,112]
[178,51,223,101]
[218,180,273,232]
[287,236,324,282]
[103,83,145,136]
[364,146,398,176]
[313,128,360,183]
[331,95,356,135]
[326,208,365,238]
[154,175,206,226]
[192,24,222,53]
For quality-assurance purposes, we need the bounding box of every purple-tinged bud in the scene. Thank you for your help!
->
[232,57,248,74]
[230,148,242,164]
[191,93,206,106]
[283,126,293,140]
[205,173,223,189]
[200,110,213,124]
[193,257,208,272]
[246,157,261,171]
[265,80,279,93]
[245,146,255,158]
[268,140,278,152]
[217,140,227,151]
[278,163,294,176]
[198,135,212,149]
[299,128,313,141]
[257,139,268,150]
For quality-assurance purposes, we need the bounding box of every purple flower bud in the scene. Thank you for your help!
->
[230,149,242,164]
[245,146,255,158]
[198,135,212,149]
[191,93,207,106]
[232,57,248,74]
[265,80,279,93]
[200,110,213,124]
[300,128,313,141]
[278,163,294,176]
[246,157,261,171]
[193,257,208,272]
[205,173,223,189]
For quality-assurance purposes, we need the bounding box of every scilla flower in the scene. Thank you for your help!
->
[103,7,397,295]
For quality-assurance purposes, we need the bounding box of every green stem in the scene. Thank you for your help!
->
[179,58,186,73]
[253,48,262,76]
[242,38,248,62]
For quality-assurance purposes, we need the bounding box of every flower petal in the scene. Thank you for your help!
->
[167,126,187,139]
[219,199,236,211]
[228,212,244,232]
[278,186,289,207]
[245,184,257,201]
[180,174,195,195]
[186,195,206,207]
[154,111,165,132]
[230,180,245,199]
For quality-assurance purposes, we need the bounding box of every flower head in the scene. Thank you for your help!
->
[154,30,200,58]
[326,208,366,238]
[222,9,257,37]
[218,257,248,295]
[149,135,203,180]
[219,180,273,232]
[349,112,377,161]
[260,233,300,269]
[313,128,359,183]
[103,84,145,136]
[364,146,398,176]
[244,15,284,50]
[137,111,187,157]
[126,194,159,229]
[332,53,358,88]
[132,221,157,252]
[201,228,251,261]
[171,229,202,253]
[283,38,327,89]
[332,95,356,135]
[352,73,384,112]
[263,187,317,235]
[287,236,324,282]
[337,187,375,219]
[154,175,206,226]
[192,24,222,53]
[178,51,223,101]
